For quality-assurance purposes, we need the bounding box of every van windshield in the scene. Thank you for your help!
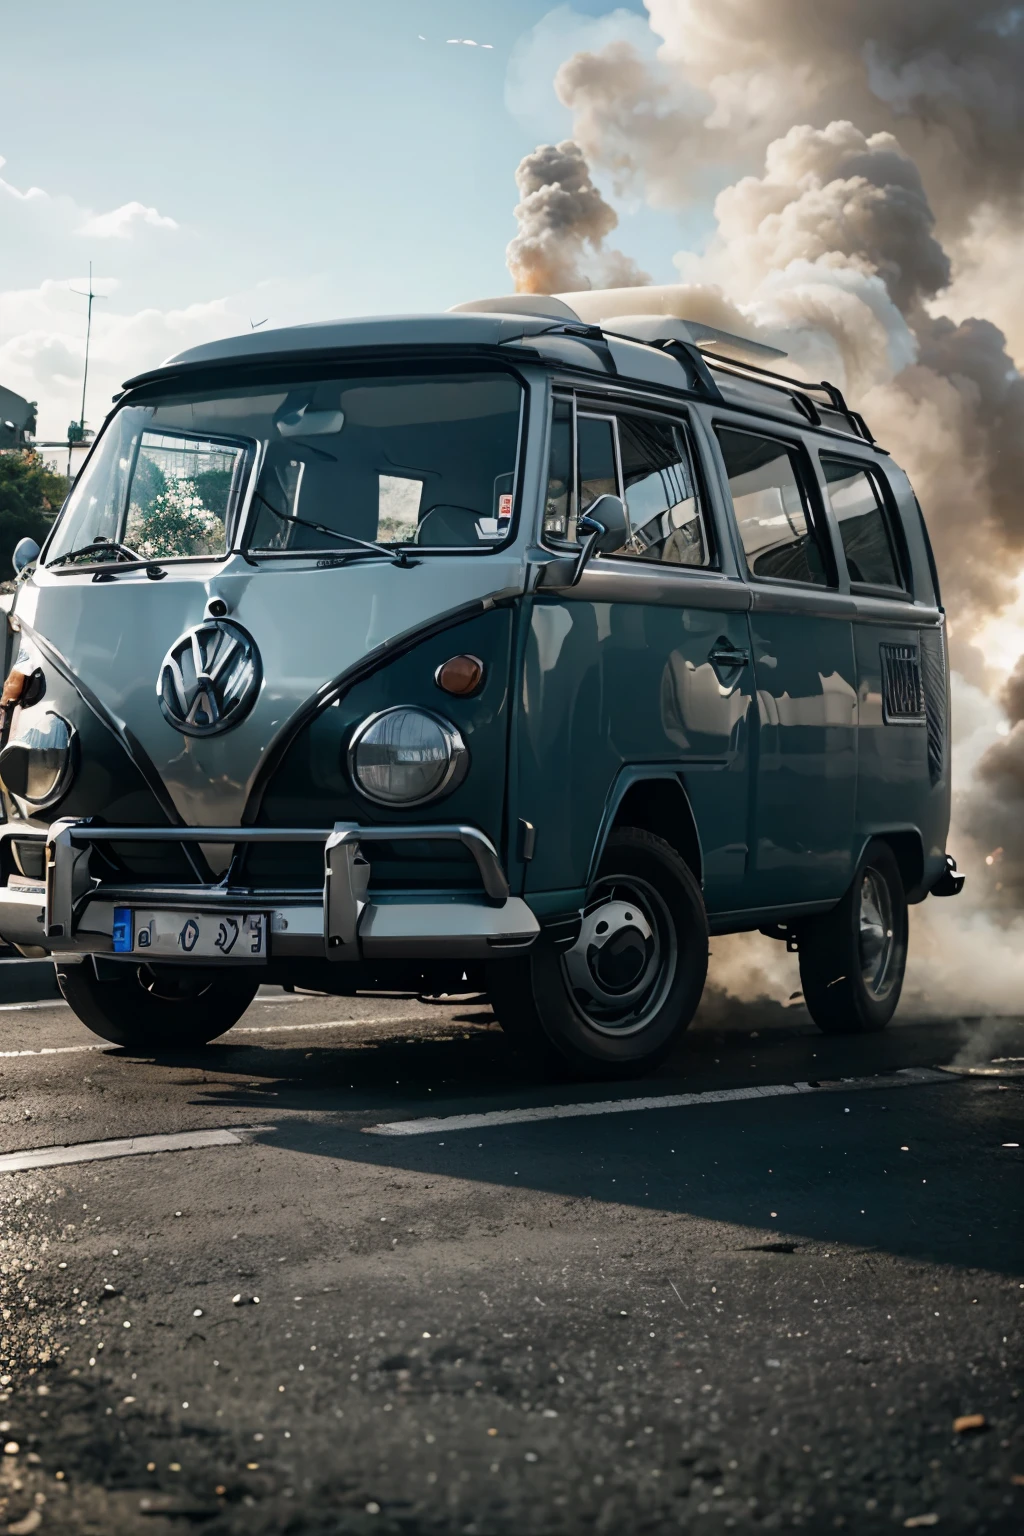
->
[44,368,524,567]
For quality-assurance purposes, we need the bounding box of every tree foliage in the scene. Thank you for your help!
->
[125,477,224,558]
[0,451,68,577]
[192,467,233,514]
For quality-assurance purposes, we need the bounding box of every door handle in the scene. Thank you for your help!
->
[708,643,749,669]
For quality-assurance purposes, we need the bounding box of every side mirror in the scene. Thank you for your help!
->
[571,494,628,586]
[12,538,40,576]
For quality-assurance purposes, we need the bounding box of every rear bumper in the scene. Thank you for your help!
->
[929,853,965,898]
[0,820,539,963]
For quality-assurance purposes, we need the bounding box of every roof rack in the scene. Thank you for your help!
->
[590,311,873,443]
[450,292,875,445]
[700,351,875,444]
[594,312,785,362]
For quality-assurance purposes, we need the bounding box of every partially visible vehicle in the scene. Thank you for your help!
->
[0,291,962,1073]
[0,385,36,450]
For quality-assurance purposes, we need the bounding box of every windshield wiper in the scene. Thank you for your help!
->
[47,538,161,574]
[252,492,417,568]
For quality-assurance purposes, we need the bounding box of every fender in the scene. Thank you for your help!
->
[15,619,183,830]
[587,765,704,889]
[242,590,523,825]
[853,827,929,904]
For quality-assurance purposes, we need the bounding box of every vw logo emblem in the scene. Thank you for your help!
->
[157,620,262,737]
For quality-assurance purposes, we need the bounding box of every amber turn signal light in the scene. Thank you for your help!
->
[0,670,26,707]
[434,654,484,697]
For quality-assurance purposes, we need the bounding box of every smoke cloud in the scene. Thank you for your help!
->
[505,1,1024,1005]
[508,122,1024,636]
[506,140,650,295]
[557,1,1024,224]
[711,122,950,314]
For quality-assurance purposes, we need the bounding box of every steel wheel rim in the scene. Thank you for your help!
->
[858,868,896,1000]
[562,875,677,1037]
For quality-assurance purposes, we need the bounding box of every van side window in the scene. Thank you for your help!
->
[617,415,709,567]
[820,456,904,591]
[715,427,828,587]
[543,399,573,542]
[577,415,618,517]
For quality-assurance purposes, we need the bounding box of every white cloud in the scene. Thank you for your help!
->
[0,154,198,436]
[935,204,1024,369]
[76,200,179,239]
[0,155,48,203]
[0,279,242,438]
[1,152,344,439]
[1,152,179,255]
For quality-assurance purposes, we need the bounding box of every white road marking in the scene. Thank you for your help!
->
[0,1043,107,1058]
[0,1127,253,1175]
[939,1062,1024,1077]
[0,1015,453,1057]
[364,1067,951,1136]
[0,1065,962,1171]
[232,1014,446,1035]
[0,999,68,1012]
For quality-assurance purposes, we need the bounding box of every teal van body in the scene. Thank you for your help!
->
[0,295,960,1069]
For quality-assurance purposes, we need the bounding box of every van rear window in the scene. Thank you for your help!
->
[819,456,904,591]
[715,428,827,586]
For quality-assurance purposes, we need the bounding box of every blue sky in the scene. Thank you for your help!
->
[1,1,710,437]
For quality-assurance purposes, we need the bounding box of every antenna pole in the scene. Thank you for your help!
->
[66,262,106,481]
[79,260,94,432]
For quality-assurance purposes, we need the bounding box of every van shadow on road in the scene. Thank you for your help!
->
[168,1005,1024,1280]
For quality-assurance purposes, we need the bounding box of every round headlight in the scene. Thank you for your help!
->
[348,707,467,807]
[0,711,75,806]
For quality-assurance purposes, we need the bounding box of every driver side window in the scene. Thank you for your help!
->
[542,403,618,546]
[542,396,711,566]
[617,414,709,567]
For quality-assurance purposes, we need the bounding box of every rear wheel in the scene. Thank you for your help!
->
[56,960,260,1050]
[488,827,708,1078]
[798,839,908,1034]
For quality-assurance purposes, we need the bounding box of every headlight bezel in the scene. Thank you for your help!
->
[347,706,468,809]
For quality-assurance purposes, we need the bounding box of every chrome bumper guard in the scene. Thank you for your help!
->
[0,820,538,962]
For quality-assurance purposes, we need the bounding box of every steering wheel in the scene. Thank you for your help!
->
[415,503,484,546]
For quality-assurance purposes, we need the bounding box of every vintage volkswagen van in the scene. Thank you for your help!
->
[0,291,962,1075]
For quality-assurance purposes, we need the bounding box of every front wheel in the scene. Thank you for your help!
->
[798,839,908,1034]
[56,960,261,1050]
[488,827,708,1079]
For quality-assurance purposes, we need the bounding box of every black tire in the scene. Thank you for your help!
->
[798,839,908,1035]
[487,827,708,1079]
[56,960,261,1050]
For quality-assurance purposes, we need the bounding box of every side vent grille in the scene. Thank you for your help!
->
[919,629,948,784]
[880,642,925,723]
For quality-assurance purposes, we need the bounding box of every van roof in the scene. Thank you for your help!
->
[138,313,559,375]
[127,305,876,449]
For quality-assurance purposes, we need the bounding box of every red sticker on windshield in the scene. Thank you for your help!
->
[498,493,513,521]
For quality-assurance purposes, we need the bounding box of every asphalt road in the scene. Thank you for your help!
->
[0,979,1020,1536]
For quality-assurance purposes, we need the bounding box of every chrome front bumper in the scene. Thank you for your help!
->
[0,820,538,963]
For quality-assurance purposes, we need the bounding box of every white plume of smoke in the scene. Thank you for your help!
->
[557,1,1024,225]
[709,122,950,313]
[506,140,650,295]
[507,1,1024,1015]
[677,119,1024,643]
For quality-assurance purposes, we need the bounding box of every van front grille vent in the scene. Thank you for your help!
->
[880,643,925,723]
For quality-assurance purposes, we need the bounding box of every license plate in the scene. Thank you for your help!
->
[112,908,268,961]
